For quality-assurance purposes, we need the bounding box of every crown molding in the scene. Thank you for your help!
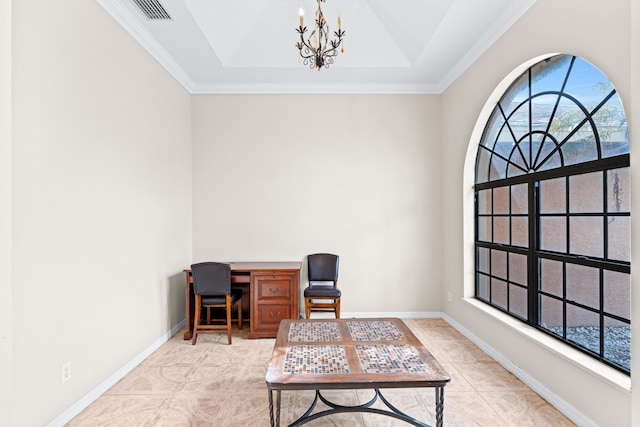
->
[96,0,196,91]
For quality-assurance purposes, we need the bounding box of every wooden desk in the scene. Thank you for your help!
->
[265,318,450,426]
[184,262,301,340]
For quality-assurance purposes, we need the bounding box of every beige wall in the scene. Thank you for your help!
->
[191,94,443,314]
[10,0,192,425]
[441,0,634,425]
[0,0,13,425]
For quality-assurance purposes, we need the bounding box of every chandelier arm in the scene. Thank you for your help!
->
[321,35,344,57]
[297,35,317,58]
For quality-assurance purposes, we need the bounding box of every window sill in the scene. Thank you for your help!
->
[461,297,631,393]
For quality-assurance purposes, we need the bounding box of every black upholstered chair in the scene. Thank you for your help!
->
[191,262,242,345]
[304,253,341,319]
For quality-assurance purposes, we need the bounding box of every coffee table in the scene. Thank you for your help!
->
[265,318,450,426]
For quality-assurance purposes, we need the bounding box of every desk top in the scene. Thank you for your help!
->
[265,318,450,390]
[228,262,301,271]
[184,261,301,273]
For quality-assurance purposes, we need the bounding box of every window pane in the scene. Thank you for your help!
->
[480,109,506,151]
[509,253,527,285]
[478,189,492,214]
[494,133,516,160]
[539,295,563,331]
[570,217,603,258]
[491,249,507,279]
[476,148,491,183]
[566,304,600,354]
[570,172,603,213]
[511,183,528,214]
[608,216,630,262]
[512,217,528,247]
[492,278,508,310]
[603,316,630,372]
[477,247,490,273]
[507,156,527,177]
[564,58,612,106]
[501,72,528,117]
[530,96,557,136]
[594,96,629,159]
[566,264,599,309]
[540,178,566,213]
[549,99,583,144]
[510,104,530,145]
[562,122,598,166]
[477,216,492,242]
[540,217,567,252]
[477,274,490,300]
[494,217,510,244]
[540,259,563,297]
[493,187,509,214]
[489,156,508,180]
[509,284,528,319]
[607,168,630,213]
[603,270,630,319]
[530,55,572,94]
[537,150,562,172]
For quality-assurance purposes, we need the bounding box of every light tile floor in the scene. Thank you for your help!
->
[66,318,575,426]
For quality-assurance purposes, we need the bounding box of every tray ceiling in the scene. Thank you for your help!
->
[97,0,537,94]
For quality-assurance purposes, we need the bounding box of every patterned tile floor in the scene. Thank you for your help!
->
[66,318,575,426]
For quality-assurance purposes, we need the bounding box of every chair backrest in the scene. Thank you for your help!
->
[191,262,231,296]
[307,253,339,284]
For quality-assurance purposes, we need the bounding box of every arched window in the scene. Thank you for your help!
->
[474,55,630,373]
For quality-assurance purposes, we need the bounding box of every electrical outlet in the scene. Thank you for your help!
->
[447,292,452,302]
[61,362,71,384]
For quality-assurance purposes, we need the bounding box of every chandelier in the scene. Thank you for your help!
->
[296,0,345,70]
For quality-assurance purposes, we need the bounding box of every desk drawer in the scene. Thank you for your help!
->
[257,303,291,327]
[256,277,292,300]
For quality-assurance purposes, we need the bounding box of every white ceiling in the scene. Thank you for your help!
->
[97,0,537,94]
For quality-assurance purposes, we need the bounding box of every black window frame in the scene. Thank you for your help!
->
[474,55,630,374]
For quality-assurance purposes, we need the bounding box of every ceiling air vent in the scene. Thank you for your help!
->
[133,0,172,20]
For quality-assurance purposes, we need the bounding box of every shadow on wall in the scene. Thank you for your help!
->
[168,271,187,329]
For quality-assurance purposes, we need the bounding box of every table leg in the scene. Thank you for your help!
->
[268,389,281,427]
[435,386,444,427]
[268,390,274,427]
[276,390,281,426]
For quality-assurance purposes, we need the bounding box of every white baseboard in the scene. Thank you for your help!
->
[440,313,596,427]
[45,320,186,427]
[336,311,442,319]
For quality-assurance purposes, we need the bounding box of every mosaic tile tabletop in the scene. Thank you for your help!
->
[347,320,404,341]
[288,322,342,342]
[283,345,350,374]
[356,344,429,374]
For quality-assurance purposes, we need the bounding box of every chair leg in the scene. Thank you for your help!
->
[238,298,243,330]
[305,298,311,319]
[336,298,341,319]
[226,295,232,345]
[192,295,201,345]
